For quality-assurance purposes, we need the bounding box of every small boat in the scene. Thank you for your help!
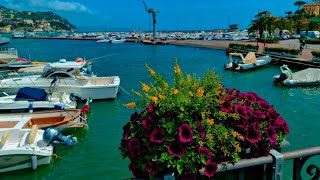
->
[0,37,10,46]
[0,87,85,112]
[96,38,111,43]
[0,125,77,173]
[224,52,272,71]
[273,64,320,86]
[110,38,125,44]
[0,109,87,130]
[0,127,53,173]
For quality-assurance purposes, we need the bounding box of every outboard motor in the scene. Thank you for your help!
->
[69,93,86,103]
[231,62,239,71]
[273,73,288,84]
[43,128,77,147]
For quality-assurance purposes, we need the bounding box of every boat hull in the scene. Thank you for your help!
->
[0,153,51,173]
[0,76,120,100]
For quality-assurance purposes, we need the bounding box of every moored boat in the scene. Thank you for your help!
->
[0,109,87,130]
[0,59,120,100]
[0,87,85,112]
[224,52,272,71]
[0,127,53,173]
[273,64,320,86]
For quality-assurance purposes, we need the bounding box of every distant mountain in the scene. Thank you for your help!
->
[0,5,76,31]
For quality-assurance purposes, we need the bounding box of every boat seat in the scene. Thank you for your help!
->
[1,129,21,150]
[244,52,257,64]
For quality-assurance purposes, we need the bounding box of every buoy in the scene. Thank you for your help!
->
[75,58,84,63]
[31,155,37,170]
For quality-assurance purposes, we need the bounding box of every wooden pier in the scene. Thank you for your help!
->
[226,48,320,69]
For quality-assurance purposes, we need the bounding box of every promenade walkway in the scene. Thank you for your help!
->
[167,39,320,61]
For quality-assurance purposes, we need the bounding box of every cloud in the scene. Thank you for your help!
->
[2,0,94,14]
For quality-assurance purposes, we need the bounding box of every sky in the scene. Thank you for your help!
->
[1,0,306,32]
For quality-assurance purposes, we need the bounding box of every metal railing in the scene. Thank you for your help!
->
[129,145,320,180]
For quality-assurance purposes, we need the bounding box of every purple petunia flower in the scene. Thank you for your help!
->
[253,121,260,132]
[244,92,257,103]
[266,126,277,146]
[267,109,279,121]
[220,101,233,113]
[235,105,248,119]
[179,123,193,143]
[196,122,206,139]
[257,100,271,111]
[252,110,266,119]
[204,162,218,177]
[226,94,237,101]
[168,141,185,157]
[147,104,154,113]
[180,170,197,180]
[128,138,141,160]
[130,111,141,123]
[198,146,211,157]
[145,161,159,175]
[142,116,153,129]
[281,120,290,135]
[245,127,261,143]
[150,129,166,143]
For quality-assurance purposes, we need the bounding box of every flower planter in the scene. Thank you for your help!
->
[121,62,290,180]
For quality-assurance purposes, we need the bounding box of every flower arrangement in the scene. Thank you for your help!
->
[120,61,289,179]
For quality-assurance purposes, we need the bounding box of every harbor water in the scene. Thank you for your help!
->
[1,39,320,180]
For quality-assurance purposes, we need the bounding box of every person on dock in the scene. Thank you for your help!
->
[300,40,306,55]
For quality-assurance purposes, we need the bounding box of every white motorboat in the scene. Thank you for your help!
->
[224,52,272,71]
[96,38,111,43]
[273,64,320,86]
[0,37,10,46]
[0,59,120,100]
[0,127,53,173]
[0,109,87,130]
[110,38,125,44]
[0,87,85,112]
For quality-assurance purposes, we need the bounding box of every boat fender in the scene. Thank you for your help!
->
[69,93,86,103]
[54,104,64,110]
[31,154,37,170]
[29,125,38,144]
[0,130,10,147]
[28,103,33,113]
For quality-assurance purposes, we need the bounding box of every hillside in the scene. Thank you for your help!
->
[0,5,76,32]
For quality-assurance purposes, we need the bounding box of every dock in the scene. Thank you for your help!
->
[23,36,103,41]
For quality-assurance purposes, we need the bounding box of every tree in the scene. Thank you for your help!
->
[294,1,306,10]
[293,18,308,34]
[275,18,293,37]
[285,11,293,18]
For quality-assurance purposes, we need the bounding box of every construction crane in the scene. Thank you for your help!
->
[142,0,158,41]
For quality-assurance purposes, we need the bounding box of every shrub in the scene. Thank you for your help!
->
[257,38,280,44]
[120,61,289,179]
[311,50,320,58]
[228,43,258,50]
[264,47,299,55]
[300,38,320,44]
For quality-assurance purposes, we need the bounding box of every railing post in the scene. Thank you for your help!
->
[269,149,284,180]
[292,158,301,180]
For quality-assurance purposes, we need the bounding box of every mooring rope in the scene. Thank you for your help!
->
[86,54,117,62]
[119,86,131,96]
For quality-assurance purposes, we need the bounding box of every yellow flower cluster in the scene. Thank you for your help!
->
[141,83,150,92]
[206,119,214,126]
[123,102,136,108]
[196,87,204,97]
[174,64,181,74]
[232,131,244,141]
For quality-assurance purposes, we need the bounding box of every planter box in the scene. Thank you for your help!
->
[264,51,281,56]
[283,54,298,58]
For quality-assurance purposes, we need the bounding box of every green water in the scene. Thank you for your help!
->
[0,39,319,179]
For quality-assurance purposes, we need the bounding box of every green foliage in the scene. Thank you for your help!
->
[228,43,258,50]
[311,50,320,58]
[257,38,280,43]
[300,38,320,44]
[264,47,300,55]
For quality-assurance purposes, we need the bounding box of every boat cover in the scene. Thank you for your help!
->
[292,68,320,82]
[15,87,47,101]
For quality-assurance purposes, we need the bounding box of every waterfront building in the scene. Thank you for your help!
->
[312,0,320,4]
[304,3,320,16]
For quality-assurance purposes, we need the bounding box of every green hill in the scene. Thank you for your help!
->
[0,5,76,31]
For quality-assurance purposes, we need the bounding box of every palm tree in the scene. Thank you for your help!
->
[292,18,308,34]
[294,1,306,10]
[275,18,293,37]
